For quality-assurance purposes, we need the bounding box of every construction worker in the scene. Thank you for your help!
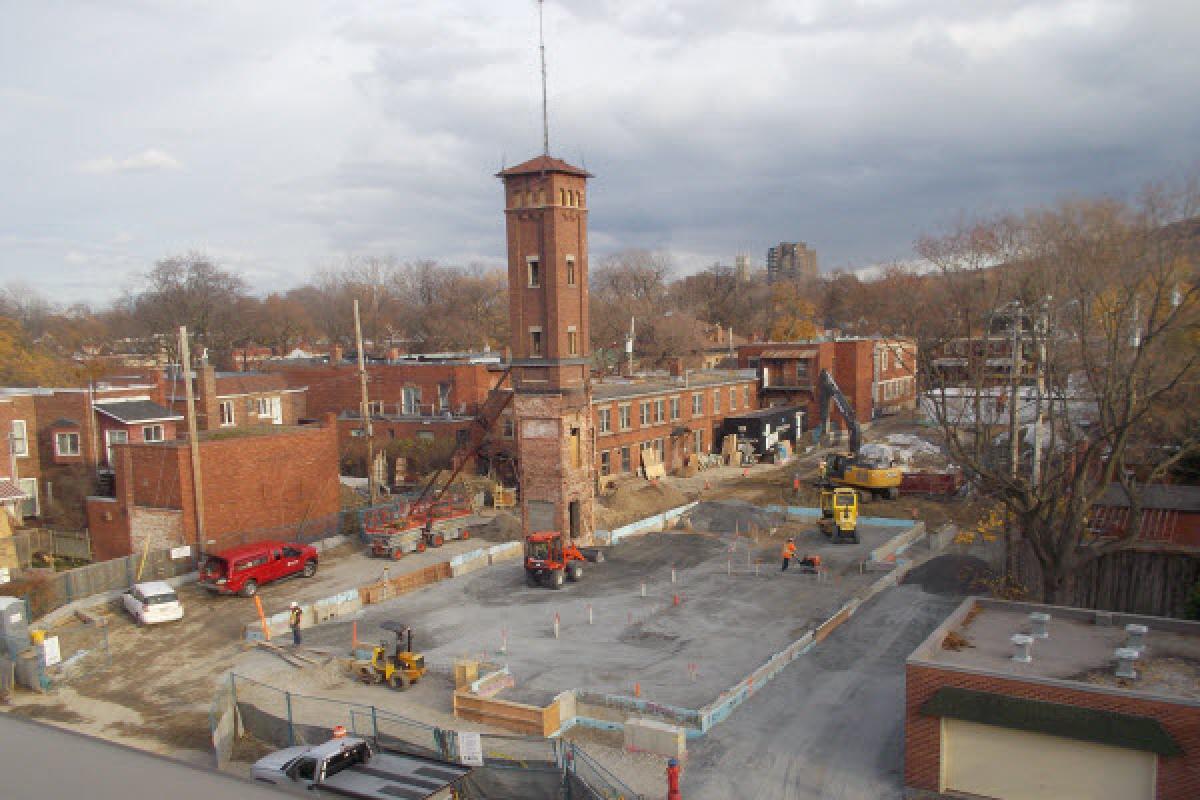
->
[781,538,797,572]
[289,602,303,646]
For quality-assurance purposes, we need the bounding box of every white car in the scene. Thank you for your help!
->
[122,581,185,625]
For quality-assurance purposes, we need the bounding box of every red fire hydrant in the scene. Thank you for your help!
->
[666,757,682,800]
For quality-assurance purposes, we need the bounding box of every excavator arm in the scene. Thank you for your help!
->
[818,369,861,453]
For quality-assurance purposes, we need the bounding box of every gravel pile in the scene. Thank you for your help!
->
[902,554,995,596]
[683,501,780,534]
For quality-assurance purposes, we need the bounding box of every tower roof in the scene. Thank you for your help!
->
[496,155,592,179]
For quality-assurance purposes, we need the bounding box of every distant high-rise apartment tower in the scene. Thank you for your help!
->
[766,242,817,283]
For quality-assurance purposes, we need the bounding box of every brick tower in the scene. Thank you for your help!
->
[498,155,595,545]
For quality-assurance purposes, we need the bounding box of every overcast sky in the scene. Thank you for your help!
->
[2,1,1198,305]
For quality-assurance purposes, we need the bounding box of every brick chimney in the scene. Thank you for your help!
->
[197,364,219,431]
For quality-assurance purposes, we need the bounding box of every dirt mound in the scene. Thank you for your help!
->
[470,512,522,542]
[903,555,995,596]
[683,500,780,534]
[595,481,690,530]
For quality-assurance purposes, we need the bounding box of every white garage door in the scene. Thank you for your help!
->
[942,718,1155,800]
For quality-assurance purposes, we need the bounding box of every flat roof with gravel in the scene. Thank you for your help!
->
[911,598,1200,701]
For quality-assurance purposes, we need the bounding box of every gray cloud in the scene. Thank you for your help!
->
[1,0,1198,303]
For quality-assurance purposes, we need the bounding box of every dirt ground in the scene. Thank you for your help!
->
[1,536,481,759]
[1,412,979,799]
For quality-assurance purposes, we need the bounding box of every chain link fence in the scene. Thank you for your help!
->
[215,673,643,800]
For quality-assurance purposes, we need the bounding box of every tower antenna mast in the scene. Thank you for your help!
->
[538,0,549,156]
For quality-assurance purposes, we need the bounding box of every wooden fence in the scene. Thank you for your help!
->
[0,529,91,569]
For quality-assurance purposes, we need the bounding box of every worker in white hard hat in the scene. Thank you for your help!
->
[289,602,303,646]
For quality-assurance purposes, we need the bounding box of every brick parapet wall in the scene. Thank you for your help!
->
[905,661,1200,798]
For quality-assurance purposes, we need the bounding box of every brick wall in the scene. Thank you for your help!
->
[90,416,342,556]
[592,379,760,476]
[274,362,498,418]
[129,507,185,554]
[905,662,1200,798]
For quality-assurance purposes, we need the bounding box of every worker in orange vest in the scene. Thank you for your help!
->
[781,538,797,572]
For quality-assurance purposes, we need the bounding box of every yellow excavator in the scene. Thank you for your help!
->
[817,369,902,500]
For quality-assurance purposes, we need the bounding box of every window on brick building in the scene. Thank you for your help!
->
[654,399,665,423]
[692,393,702,416]
[566,256,576,286]
[527,258,541,288]
[693,429,703,453]
[729,388,737,410]
[620,446,631,473]
[743,386,750,407]
[712,390,721,414]
[640,401,651,426]
[529,328,543,357]
[598,408,611,433]
[618,404,631,430]
[55,432,80,456]
[142,425,164,443]
[10,420,28,456]
[417,431,434,442]
[219,400,235,426]
[796,360,809,380]
[502,416,514,438]
[402,387,421,416]
[567,327,578,356]
[560,188,568,206]
[438,383,451,412]
[670,397,680,421]
[599,450,611,476]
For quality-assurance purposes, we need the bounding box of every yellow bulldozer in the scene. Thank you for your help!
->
[353,621,426,690]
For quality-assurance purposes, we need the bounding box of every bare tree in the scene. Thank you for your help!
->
[917,188,1200,602]
[128,252,251,367]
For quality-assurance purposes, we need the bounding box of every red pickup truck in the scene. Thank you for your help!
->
[199,540,319,597]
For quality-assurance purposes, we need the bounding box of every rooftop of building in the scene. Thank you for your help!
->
[1096,483,1200,512]
[591,369,757,402]
[496,154,592,178]
[910,597,1200,703]
[93,399,182,423]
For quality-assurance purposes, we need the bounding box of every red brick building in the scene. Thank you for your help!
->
[0,379,174,522]
[273,357,501,420]
[499,154,596,542]
[738,337,916,430]
[906,597,1200,799]
[177,365,307,431]
[85,414,341,561]
[591,372,760,478]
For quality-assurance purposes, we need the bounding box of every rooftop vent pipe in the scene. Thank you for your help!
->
[1125,623,1148,653]
[1029,612,1050,639]
[1011,634,1033,663]
[1114,647,1140,679]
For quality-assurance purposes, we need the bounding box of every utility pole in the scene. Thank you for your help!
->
[1007,302,1023,481]
[179,326,207,556]
[626,317,635,377]
[354,300,379,505]
[1031,297,1050,484]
